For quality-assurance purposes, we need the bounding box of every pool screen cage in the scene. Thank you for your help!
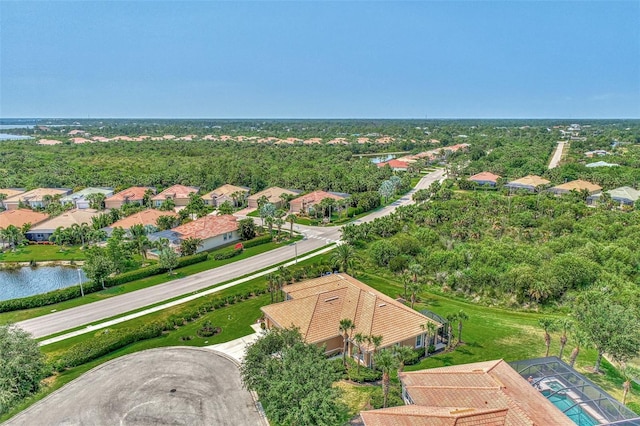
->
[510,357,640,425]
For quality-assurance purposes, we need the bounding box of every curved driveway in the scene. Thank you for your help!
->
[17,169,445,339]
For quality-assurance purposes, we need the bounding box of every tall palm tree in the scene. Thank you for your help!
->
[373,349,398,408]
[330,243,356,275]
[392,345,414,373]
[445,314,456,349]
[367,334,383,362]
[352,332,366,374]
[407,280,423,309]
[568,328,590,368]
[180,237,203,256]
[421,321,438,354]
[456,310,469,345]
[538,318,558,357]
[286,213,297,237]
[558,317,572,360]
[339,318,355,366]
[264,215,274,240]
[408,262,423,283]
[620,363,639,405]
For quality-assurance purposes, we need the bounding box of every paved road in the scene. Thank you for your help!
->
[5,347,265,426]
[548,141,566,169]
[17,169,446,339]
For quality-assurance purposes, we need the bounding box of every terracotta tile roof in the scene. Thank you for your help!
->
[28,209,104,232]
[469,172,501,183]
[378,359,574,426]
[506,175,550,187]
[0,209,49,229]
[261,274,441,350]
[551,179,601,193]
[377,159,410,169]
[247,187,300,204]
[109,209,177,230]
[0,189,26,198]
[361,405,509,426]
[201,184,250,200]
[172,214,238,240]
[151,184,198,202]
[4,188,71,203]
[106,187,154,203]
[290,190,347,205]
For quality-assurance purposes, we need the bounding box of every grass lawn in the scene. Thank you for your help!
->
[0,245,87,262]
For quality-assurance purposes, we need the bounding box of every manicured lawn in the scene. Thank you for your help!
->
[0,245,87,262]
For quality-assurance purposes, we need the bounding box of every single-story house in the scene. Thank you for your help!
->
[469,171,501,187]
[587,186,640,207]
[201,184,250,208]
[169,214,239,253]
[247,187,301,209]
[151,184,198,208]
[585,161,619,168]
[60,187,114,209]
[105,209,178,234]
[504,175,550,192]
[289,190,349,215]
[2,188,72,210]
[376,159,410,171]
[360,359,573,425]
[261,274,442,367]
[0,209,49,230]
[25,209,104,241]
[0,189,26,209]
[585,150,609,158]
[549,180,602,196]
[104,187,155,210]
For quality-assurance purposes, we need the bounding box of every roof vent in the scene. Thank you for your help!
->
[378,303,386,307]
[324,296,339,302]
[450,408,475,415]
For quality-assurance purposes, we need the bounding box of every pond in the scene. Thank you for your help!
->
[0,266,88,301]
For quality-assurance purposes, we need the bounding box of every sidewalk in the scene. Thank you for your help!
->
[206,323,263,363]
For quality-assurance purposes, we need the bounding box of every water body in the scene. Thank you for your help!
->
[0,133,33,141]
[370,154,396,164]
[0,124,35,130]
[0,266,88,301]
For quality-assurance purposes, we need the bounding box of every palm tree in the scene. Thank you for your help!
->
[393,345,414,373]
[217,201,234,215]
[401,273,411,299]
[620,363,639,405]
[408,262,423,283]
[156,215,177,231]
[538,318,558,357]
[264,215,274,239]
[421,321,438,354]
[339,318,355,366]
[352,332,366,374]
[330,243,356,275]
[275,217,285,240]
[373,349,398,408]
[407,280,423,309]
[367,334,383,361]
[266,273,278,303]
[286,213,297,236]
[568,328,590,368]
[445,314,456,349]
[456,310,469,345]
[180,237,203,256]
[558,317,572,360]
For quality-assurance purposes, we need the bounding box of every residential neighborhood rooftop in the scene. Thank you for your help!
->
[106,186,155,202]
[247,187,300,203]
[200,184,250,199]
[469,171,501,183]
[506,175,550,187]
[150,184,198,202]
[4,188,71,203]
[585,161,619,168]
[60,187,114,203]
[0,188,26,198]
[172,214,238,240]
[0,209,50,229]
[108,209,177,230]
[27,209,105,232]
[376,159,410,169]
[551,179,602,193]
[290,190,347,205]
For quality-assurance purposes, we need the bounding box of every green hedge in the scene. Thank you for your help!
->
[211,247,243,261]
[242,234,273,248]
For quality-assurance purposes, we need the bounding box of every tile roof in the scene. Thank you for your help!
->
[172,214,238,240]
[4,188,71,203]
[377,159,410,169]
[151,184,198,202]
[261,274,441,350]
[369,359,574,426]
[0,209,49,229]
[0,189,26,198]
[290,190,347,205]
[247,187,300,203]
[201,184,250,200]
[603,186,640,202]
[109,209,177,230]
[551,179,601,193]
[106,187,154,202]
[506,175,550,187]
[469,172,501,183]
[28,209,104,232]
[361,405,509,426]
[60,187,114,203]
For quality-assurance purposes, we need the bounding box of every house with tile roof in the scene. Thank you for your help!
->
[468,171,501,187]
[376,159,410,171]
[247,187,301,209]
[104,187,155,210]
[587,186,640,207]
[360,359,573,425]
[261,274,442,366]
[0,189,26,209]
[3,188,72,210]
[106,209,178,233]
[504,175,551,192]
[151,184,198,208]
[25,209,105,241]
[289,190,349,215]
[0,209,49,230]
[201,184,250,208]
[549,180,601,196]
[585,161,619,168]
[60,187,114,209]
[168,214,239,253]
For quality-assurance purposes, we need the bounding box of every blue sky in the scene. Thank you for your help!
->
[1,1,638,118]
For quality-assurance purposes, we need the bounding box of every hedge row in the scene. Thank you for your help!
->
[0,253,209,313]
[212,247,243,261]
[242,234,273,248]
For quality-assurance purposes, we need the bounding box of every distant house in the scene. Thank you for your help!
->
[104,187,155,209]
[25,209,104,241]
[585,150,609,158]
[247,187,301,209]
[106,209,178,234]
[289,190,349,215]
[587,186,639,207]
[585,161,619,168]
[60,187,114,209]
[0,209,49,230]
[469,171,501,187]
[360,359,573,425]
[201,184,250,208]
[505,175,550,192]
[169,214,239,253]
[376,159,410,171]
[549,180,601,196]
[2,188,72,210]
[151,184,198,208]
[0,189,25,209]
[261,274,442,367]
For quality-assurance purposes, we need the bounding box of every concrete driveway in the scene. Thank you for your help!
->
[4,347,265,426]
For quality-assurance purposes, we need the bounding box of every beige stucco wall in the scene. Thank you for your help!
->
[198,230,240,253]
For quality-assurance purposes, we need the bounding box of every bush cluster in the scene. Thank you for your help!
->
[242,234,273,248]
[211,247,243,261]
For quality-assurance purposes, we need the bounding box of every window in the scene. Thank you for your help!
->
[416,334,424,348]
[223,233,227,241]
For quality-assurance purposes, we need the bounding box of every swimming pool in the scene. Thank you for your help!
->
[548,394,600,426]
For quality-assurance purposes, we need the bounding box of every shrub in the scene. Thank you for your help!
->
[212,247,243,261]
[242,234,273,248]
[345,359,382,383]
[197,320,221,338]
